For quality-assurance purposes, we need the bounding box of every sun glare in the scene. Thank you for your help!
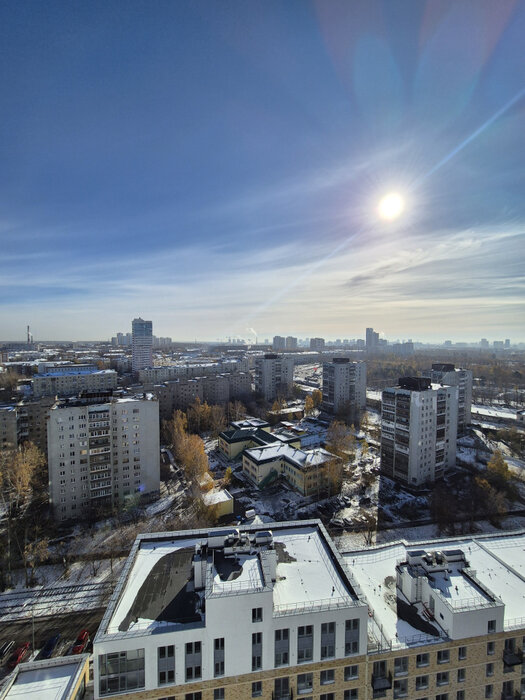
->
[378,192,405,221]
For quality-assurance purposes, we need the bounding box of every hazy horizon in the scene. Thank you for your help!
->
[1,1,524,342]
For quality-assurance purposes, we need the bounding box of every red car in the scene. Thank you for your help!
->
[7,642,30,669]
[71,630,89,654]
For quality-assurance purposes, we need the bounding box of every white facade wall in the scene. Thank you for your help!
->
[32,370,118,398]
[381,383,458,486]
[322,359,366,416]
[48,397,160,521]
[255,355,294,401]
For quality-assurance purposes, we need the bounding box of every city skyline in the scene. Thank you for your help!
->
[1,1,524,341]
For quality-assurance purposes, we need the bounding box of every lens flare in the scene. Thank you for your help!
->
[378,192,404,220]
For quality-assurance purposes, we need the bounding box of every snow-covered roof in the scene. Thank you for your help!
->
[343,530,525,647]
[100,521,361,637]
[1,656,89,700]
[202,489,233,506]
[244,442,334,470]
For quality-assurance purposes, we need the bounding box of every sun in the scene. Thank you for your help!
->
[378,192,405,221]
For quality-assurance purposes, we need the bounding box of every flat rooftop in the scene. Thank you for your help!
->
[101,522,360,637]
[343,530,525,649]
[0,656,88,700]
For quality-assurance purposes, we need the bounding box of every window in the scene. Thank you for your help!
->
[486,663,494,677]
[297,673,313,694]
[214,637,225,677]
[185,642,202,682]
[416,653,429,667]
[344,665,359,681]
[99,649,145,695]
[252,607,263,622]
[457,646,466,660]
[345,619,360,656]
[320,695,335,700]
[456,692,465,700]
[297,626,313,663]
[251,681,262,698]
[158,645,175,686]
[321,622,336,660]
[487,619,496,633]
[320,669,335,685]
[485,685,493,699]
[487,641,495,655]
[252,632,262,671]
[214,690,225,700]
[437,671,449,686]
[393,679,407,698]
[394,657,408,677]
[415,675,429,690]
[274,677,289,700]
[436,695,448,700]
[457,668,466,683]
[185,694,202,700]
[437,649,450,664]
[344,691,358,700]
[275,629,289,667]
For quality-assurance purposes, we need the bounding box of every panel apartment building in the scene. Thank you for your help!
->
[322,358,366,420]
[423,363,473,435]
[255,354,294,401]
[92,521,525,700]
[132,318,153,373]
[48,393,160,521]
[381,377,458,487]
[32,365,118,398]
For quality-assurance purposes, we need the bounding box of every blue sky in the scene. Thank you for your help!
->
[1,0,524,342]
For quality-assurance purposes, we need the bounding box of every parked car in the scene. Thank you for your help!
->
[0,640,15,659]
[7,642,30,669]
[38,632,61,660]
[71,630,89,655]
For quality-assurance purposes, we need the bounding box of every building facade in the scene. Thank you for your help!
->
[273,336,286,351]
[48,394,160,521]
[92,523,525,700]
[132,318,153,374]
[423,363,473,435]
[93,521,368,700]
[322,359,366,420]
[32,367,118,398]
[255,354,294,401]
[310,338,326,352]
[380,377,458,487]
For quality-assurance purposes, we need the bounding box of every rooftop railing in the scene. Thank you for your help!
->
[273,596,358,617]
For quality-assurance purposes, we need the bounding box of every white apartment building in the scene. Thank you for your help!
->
[310,337,325,351]
[423,363,473,435]
[322,358,366,419]
[131,318,153,373]
[32,367,118,398]
[0,405,17,450]
[138,359,249,386]
[93,521,367,700]
[273,336,286,351]
[48,394,160,521]
[285,336,298,350]
[381,377,458,487]
[255,354,294,401]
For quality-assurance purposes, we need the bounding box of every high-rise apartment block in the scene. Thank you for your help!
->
[48,393,160,521]
[322,358,366,420]
[255,353,294,400]
[381,377,458,487]
[285,336,297,350]
[0,405,17,450]
[272,336,286,351]
[93,521,367,700]
[309,337,325,351]
[92,521,525,700]
[423,363,473,435]
[132,318,153,373]
[365,327,379,352]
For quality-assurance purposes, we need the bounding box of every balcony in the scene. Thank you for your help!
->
[503,647,523,666]
[372,671,392,692]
